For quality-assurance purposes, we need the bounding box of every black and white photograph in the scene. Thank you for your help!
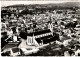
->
[1,0,80,56]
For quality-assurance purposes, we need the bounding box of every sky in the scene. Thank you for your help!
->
[1,0,80,7]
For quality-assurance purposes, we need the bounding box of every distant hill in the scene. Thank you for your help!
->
[2,2,80,15]
[6,2,80,8]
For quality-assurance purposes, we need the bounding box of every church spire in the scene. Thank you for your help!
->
[48,16,53,33]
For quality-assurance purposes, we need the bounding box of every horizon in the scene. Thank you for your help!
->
[1,0,80,7]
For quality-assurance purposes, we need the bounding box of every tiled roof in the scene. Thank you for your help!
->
[27,29,51,36]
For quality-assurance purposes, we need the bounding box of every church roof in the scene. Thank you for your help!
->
[27,29,51,36]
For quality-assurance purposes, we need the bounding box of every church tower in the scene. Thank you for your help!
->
[48,17,53,33]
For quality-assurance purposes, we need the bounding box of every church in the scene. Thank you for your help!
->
[26,20,59,46]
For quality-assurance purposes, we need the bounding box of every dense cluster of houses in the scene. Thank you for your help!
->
[1,6,80,56]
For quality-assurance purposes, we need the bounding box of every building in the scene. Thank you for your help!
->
[27,29,53,46]
[26,20,57,46]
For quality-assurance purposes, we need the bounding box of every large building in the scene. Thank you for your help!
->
[26,22,58,46]
[27,29,53,46]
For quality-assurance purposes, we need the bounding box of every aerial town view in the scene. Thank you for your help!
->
[1,1,80,56]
